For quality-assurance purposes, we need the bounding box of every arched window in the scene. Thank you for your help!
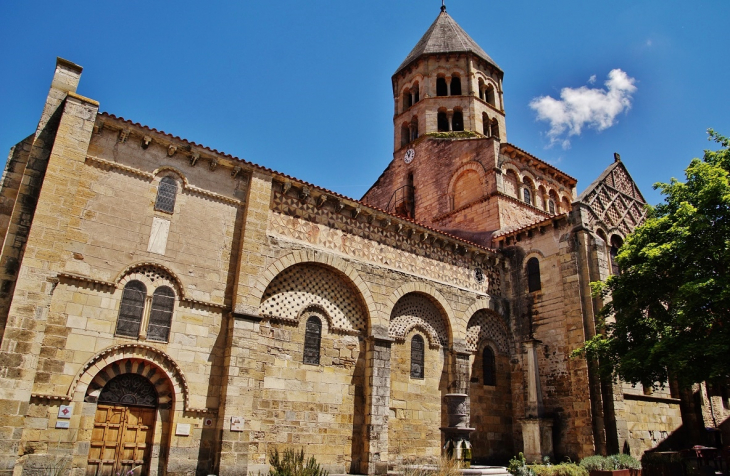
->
[410,334,425,379]
[527,257,541,292]
[413,84,420,103]
[155,176,177,213]
[403,90,412,111]
[401,124,410,147]
[483,347,496,386]
[491,119,500,139]
[303,316,322,365]
[147,286,175,342]
[437,111,449,132]
[548,199,556,215]
[115,280,147,337]
[478,79,485,100]
[610,236,623,275]
[452,111,464,131]
[486,85,496,106]
[410,117,419,141]
[436,77,448,97]
[523,187,532,205]
[482,113,490,136]
[450,76,462,96]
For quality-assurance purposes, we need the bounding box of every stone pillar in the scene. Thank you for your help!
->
[447,111,453,131]
[217,313,263,476]
[231,170,273,317]
[361,327,393,476]
[520,340,553,463]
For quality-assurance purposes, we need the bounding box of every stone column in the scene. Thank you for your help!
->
[361,327,393,475]
[521,340,553,463]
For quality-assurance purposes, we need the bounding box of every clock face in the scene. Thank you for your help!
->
[404,148,415,164]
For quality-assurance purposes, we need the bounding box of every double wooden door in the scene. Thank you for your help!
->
[87,405,155,476]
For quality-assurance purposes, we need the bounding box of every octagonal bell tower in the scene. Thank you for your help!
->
[393,4,506,153]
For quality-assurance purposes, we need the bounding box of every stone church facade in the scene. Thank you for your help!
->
[0,7,723,476]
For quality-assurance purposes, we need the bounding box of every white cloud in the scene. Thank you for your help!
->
[530,69,637,149]
[588,74,596,84]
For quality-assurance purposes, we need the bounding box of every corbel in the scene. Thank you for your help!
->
[190,152,199,167]
[420,232,429,242]
[352,205,361,219]
[209,159,218,171]
[142,136,152,149]
[396,224,403,234]
[118,129,130,143]
[316,194,328,209]
[299,186,310,202]
[93,121,104,135]
[382,218,391,229]
[282,182,292,194]
[231,166,242,179]
[334,201,345,213]
[167,145,177,157]
[367,214,375,225]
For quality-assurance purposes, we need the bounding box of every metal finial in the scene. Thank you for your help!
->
[441,0,446,12]
[614,152,621,162]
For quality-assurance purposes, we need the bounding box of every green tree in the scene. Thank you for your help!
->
[581,130,730,389]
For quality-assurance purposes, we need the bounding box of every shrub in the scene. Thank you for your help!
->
[267,448,328,476]
[508,453,535,476]
[579,456,612,472]
[531,463,587,476]
[609,454,640,470]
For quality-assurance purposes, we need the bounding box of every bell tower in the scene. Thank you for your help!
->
[392,4,506,153]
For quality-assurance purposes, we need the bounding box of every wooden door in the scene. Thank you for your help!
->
[87,405,155,476]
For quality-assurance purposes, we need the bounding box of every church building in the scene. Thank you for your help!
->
[0,6,724,476]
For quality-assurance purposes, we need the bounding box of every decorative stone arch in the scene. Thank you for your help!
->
[560,195,573,213]
[465,309,512,355]
[151,165,189,186]
[296,303,334,334]
[500,162,522,180]
[521,169,538,185]
[384,281,456,344]
[448,161,488,211]
[252,250,379,329]
[68,343,193,411]
[114,261,184,297]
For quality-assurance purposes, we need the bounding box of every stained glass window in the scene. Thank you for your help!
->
[410,335,424,379]
[147,286,174,342]
[116,281,146,337]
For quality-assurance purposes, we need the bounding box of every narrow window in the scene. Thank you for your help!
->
[436,77,448,97]
[491,119,500,139]
[147,286,175,342]
[411,118,419,141]
[483,347,496,386]
[548,199,556,215]
[452,111,464,131]
[478,79,485,100]
[155,176,177,213]
[410,335,425,379]
[414,87,420,103]
[523,188,532,205]
[303,316,322,365]
[486,85,496,106]
[527,257,541,292]
[610,236,623,275]
[115,280,147,337]
[482,113,490,136]
[450,77,462,96]
[437,112,449,132]
[401,124,410,146]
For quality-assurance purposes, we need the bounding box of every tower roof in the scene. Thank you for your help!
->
[394,9,501,76]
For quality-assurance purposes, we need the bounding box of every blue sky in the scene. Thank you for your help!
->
[1,1,728,206]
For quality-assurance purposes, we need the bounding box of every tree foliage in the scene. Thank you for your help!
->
[581,130,730,388]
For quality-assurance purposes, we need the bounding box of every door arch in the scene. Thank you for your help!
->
[87,373,161,476]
